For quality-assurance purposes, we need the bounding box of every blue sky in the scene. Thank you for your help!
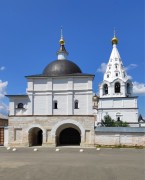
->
[0,0,144,117]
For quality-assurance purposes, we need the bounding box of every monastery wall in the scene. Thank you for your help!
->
[95,127,145,146]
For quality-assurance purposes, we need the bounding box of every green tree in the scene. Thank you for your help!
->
[101,115,115,127]
[101,115,129,127]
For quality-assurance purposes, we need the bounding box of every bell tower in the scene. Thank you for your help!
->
[99,33,133,98]
[97,33,138,126]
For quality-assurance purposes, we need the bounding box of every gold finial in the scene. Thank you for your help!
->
[59,26,65,45]
[112,28,118,45]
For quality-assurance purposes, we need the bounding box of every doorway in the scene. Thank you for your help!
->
[29,127,43,146]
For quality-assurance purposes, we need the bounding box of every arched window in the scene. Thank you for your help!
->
[117,117,120,121]
[116,112,122,121]
[54,101,58,109]
[103,84,108,95]
[115,82,120,93]
[17,103,24,109]
[74,100,79,109]
[127,83,131,94]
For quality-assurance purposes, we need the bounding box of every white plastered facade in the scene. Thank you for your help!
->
[7,74,95,147]
[97,42,138,126]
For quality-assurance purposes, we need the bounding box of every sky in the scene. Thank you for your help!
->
[0,0,145,117]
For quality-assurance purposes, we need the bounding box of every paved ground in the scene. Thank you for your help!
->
[0,147,145,180]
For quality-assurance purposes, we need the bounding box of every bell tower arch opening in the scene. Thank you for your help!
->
[115,82,121,93]
[127,83,132,95]
[103,84,108,95]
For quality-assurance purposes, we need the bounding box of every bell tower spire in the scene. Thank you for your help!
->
[57,27,68,60]
[99,32,133,98]
[103,32,128,83]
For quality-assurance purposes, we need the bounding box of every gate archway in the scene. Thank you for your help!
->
[29,127,43,146]
[59,128,81,146]
[51,120,85,146]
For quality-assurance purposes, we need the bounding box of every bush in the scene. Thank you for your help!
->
[101,115,129,127]
[114,121,129,127]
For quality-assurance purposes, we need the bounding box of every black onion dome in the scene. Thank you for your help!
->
[43,60,82,76]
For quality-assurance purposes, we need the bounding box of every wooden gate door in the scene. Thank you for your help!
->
[0,128,4,146]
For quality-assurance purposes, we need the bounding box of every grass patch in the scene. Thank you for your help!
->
[96,144,144,149]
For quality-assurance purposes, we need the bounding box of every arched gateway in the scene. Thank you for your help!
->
[59,127,81,146]
[51,119,85,146]
[29,127,43,146]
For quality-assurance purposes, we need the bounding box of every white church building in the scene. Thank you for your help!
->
[6,32,140,147]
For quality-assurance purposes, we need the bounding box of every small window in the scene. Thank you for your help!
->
[116,73,118,77]
[74,100,79,109]
[54,101,58,109]
[17,103,24,109]
[115,82,120,93]
[107,74,109,78]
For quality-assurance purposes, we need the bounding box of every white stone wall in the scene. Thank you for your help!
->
[97,97,138,125]
[8,115,95,147]
[98,97,137,109]
[95,132,145,146]
[52,94,68,115]
[4,127,8,147]
[33,79,48,91]
[74,78,88,90]
[9,100,15,116]
[9,97,29,116]
[8,76,94,116]
[53,78,68,90]
[140,123,145,127]
[33,95,47,115]
[97,109,138,125]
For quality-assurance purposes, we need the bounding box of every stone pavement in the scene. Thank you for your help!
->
[0,147,145,180]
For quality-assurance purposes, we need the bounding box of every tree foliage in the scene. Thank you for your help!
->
[101,115,129,127]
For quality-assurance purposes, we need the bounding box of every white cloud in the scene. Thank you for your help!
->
[0,80,8,97]
[0,80,8,114]
[0,66,5,71]
[133,82,145,95]
[127,75,133,80]
[96,63,107,73]
[0,102,8,112]
[125,64,138,71]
